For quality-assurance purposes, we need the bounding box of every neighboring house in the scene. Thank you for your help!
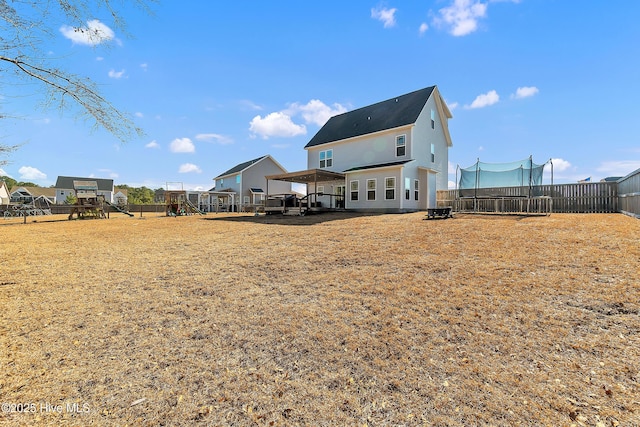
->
[268,85,453,212]
[9,186,56,205]
[213,155,291,211]
[113,188,128,206]
[0,180,10,205]
[55,176,114,204]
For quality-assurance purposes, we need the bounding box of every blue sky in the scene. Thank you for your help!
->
[2,0,640,190]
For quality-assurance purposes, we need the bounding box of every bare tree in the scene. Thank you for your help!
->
[0,0,156,165]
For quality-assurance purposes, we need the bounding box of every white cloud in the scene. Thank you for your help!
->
[287,99,348,127]
[140,63,148,71]
[419,22,429,35]
[551,158,572,172]
[596,160,640,176]
[249,99,348,139]
[179,163,202,174]
[448,180,457,189]
[466,90,499,109]
[0,168,11,178]
[249,112,306,139]
[447,101,459,110]
[195,133,234,145]
[60,19,115,46]
[108,69,126,79]
[170,137,195,153]
[238,100,263,111]
[513,86,539,99]
[435,0,487,36]
[371,7,397,28]
[145,140,159,149]
[135,112,144,118]
[96,56,104,61]
[18,166,46,181]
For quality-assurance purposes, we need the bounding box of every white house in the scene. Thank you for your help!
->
[267,86,453,212]
[213,155,291,211]
[9,186,56,205]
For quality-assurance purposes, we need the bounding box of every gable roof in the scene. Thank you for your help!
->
[305,86,439,148]
[215,155,269,179]
[10,186,57,198]
[55,176,114,191]
[215,154,287,179]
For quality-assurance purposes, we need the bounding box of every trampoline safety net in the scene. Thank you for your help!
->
[458,157,546,197]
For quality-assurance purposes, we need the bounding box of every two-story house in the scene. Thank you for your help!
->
[267,86,453,212]
[213,155,291,211]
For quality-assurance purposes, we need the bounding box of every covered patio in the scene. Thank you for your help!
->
[265,169,346,214]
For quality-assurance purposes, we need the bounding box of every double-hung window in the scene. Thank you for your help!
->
[385,177,396,200]
[319,149,333,168]
[431,143,435,163]
[396,135,406,157]
[431,109,435,129]
[414,180,419,201]
[350,180,359,201]
[366,179,376,201]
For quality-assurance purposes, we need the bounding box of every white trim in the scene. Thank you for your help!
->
[384,176,396,200]
[417,166,439,174]
[349,180,359,202]
[366,178,376,201]
[395,134,407,157]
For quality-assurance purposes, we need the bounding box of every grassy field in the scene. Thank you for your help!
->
[1,212,639,426]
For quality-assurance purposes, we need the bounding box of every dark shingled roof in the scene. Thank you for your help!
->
[215,155,268,178]
[305,86,436,148]
[55,176,114,191]
[343,159,413,172]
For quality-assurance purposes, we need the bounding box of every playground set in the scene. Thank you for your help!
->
[67,180,133,220]
[165,183,205,216]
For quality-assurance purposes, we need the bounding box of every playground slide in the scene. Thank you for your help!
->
[103,201,135,217]
[184,199,205,215]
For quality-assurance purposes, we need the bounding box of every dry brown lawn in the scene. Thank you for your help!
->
[1,212,639,426]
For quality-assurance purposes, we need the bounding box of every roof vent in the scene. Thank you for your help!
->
[367,116,370,120]
[395,98,398,102]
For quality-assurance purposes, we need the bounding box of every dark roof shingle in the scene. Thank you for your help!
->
[305,86,436,148]
[215,155,268,178]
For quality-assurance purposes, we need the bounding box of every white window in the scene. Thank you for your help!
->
[350,180,359,201]
[319,149,333,168]
[431,109,435,129]
[431,143,435,163]
[366,179,376,201]
[236,174,241,184]
[243,196,250,204]
[414,179,419,201]
[396,135,406,157]
[317,185,325,195]
[385,177,396,200]
[219,178,224,186]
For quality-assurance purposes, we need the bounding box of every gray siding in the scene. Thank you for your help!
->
[306,125,413,172]
[411,97,449,191]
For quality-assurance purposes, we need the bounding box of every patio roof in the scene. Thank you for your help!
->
[265,168,345,184]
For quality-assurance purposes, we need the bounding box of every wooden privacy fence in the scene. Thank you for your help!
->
[437,182,621,214]
[617,168,640,218]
